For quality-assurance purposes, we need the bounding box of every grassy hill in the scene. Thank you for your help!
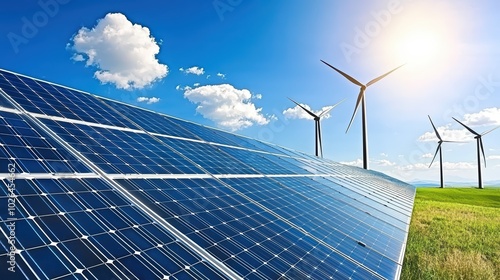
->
[401,188,500,280]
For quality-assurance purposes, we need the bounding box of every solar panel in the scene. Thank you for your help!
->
[0,68,415,279]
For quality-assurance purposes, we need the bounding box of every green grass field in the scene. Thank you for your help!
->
[401,187,500,280]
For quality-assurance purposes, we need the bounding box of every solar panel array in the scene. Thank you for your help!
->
[0,69,415,280]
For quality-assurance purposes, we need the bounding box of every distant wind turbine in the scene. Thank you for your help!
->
[428,115,458,188]
[321,60,404,169]
[453,117,500,189]
[288,98,343,157]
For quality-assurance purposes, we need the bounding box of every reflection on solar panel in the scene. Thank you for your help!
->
[0,69,415,280]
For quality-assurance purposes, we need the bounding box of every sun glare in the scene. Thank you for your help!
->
[396,30,443,66]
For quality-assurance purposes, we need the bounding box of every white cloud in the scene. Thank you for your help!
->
[487,155,500,160]
[283,104,335,120]
[180,66,205,75]
[398,161,474,171]
[422,153,433,158]
[418,124,473,142]
[193,83,200,87]
[442,162,475,170]
[396,163,429,171]
[217,73,226,79]
[183,84,270,131]
[463,107,500,126]
[376,159,396,167]
[137,97,160,104]
[340,159,363,167]
[71,54,85,62]
[176,85,192,91]
[253,93,262,99]
[380,153,388,157]
[70,13,167,90]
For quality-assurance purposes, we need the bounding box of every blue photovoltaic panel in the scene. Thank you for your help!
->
[41,119,205,174]
[0,178,227,280]
[98,97,205,141]
[156,136,258,175]
[99,96,291,154]
[220,177,400,279]
[0,68,415,280]
[0,71,138,128]
[115,178,382,279]
[0,111,90,174]
[218,146,310,175]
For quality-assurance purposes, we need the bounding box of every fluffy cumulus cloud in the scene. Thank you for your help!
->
[283,104,335,120]
[418,124,473,142]
[463,107,500,126]
[183,84,270,131]
[70,13,167,90]
[180,66,205,75]
[137,97,160,104]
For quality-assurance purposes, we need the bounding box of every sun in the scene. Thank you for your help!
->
[396,29,443,66]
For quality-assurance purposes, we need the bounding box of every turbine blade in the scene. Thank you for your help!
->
[288,97,318,119]
[319,98,346,118]
[428,115,442,141]
[481,125,500,136]
[429,143,441,168]
[453,117,480,136]
[366,64,405,87]
[346,89,364,133]
[320,60,364,87]
[318,107,334,119]
[479,138,486,168]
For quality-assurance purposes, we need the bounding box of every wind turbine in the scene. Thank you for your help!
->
[288,98,343,157]
[453,117,500,189]
[428,115,457,188]
[321,60,404,169]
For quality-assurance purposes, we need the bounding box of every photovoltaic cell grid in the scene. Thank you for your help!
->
[0,111,90,174]
[0,178,227,280]
[0,68,415,280]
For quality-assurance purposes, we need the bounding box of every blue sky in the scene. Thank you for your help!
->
[1,0,500,183]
